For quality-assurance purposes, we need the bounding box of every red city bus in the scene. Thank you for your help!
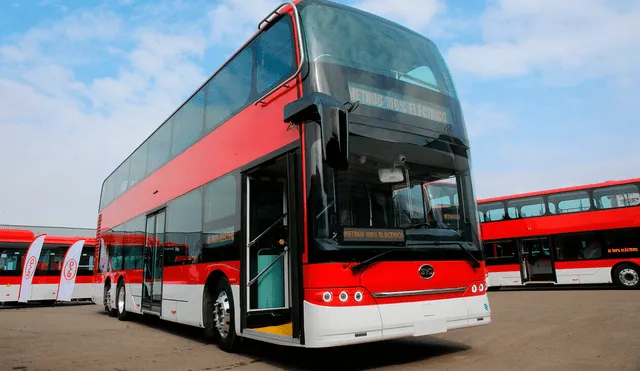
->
[93,0,490,351]
[0,229,96,303]
[478,178,640,289]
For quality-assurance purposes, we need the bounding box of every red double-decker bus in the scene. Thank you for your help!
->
[93,0,490,351]
[0,229,95,303]
[479,178,640,290]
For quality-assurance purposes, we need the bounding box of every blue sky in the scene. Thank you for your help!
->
[1,0,638,228]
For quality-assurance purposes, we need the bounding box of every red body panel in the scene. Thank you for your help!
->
[480,206,640,241]
[100,86,300,233]
[303,261,486,305]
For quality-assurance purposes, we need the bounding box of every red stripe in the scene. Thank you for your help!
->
[481,207,640,240]
[100,87,301,232]
[0,276,94,285]
[486,264,521,273]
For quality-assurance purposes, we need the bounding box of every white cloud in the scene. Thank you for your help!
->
[0,0,269,228]
[461,101,515,139]
[208,0,281,45]
[446,0,640,84]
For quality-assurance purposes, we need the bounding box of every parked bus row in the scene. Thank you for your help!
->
[478,178,640,289]
[0,228,95,303]
[92,0,491,352]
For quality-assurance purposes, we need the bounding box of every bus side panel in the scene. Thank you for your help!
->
[161,262,240,327]
[486,264,522,287]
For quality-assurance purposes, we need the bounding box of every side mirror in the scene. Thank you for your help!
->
[284,92,349,170]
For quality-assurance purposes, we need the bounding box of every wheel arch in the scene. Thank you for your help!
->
[611,261,640,286]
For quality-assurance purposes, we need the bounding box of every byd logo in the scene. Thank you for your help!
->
[63,258,78,280]
[24,256,37,279]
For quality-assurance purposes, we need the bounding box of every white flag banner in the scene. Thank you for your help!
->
[57,239,85,302]
[18,234,46,302]
[99,238,109,272]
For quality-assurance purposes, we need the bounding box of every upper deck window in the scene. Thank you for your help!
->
[507,196,545,218]
[593,184,640,210]
[299,1,456,98]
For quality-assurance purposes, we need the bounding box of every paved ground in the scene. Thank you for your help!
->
[1,287,639,371]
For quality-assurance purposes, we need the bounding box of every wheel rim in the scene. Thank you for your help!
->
[213,291,231,339]
[105,287,111,310]
[619,268,639,287]
[117,287,125,313]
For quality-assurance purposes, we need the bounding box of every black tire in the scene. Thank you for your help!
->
[613,264,640,290]
[116,282,129,321]
[204,277,238,352]
[104,284,116,317]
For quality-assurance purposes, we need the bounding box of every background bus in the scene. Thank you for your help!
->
[0,228,95,303]
[478,178,640,289]
[93,0,490,351]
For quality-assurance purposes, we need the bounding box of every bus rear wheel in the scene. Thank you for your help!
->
[613,264,640,289]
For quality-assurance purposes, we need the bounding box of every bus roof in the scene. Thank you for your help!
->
[0,228,35,242]
[478,177,640,204]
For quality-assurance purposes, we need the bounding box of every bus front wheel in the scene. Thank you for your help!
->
[613,264,640,289]
[204,277,238,352]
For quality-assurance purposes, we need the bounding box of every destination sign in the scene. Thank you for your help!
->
[608,247,639,254]
[342,228,405,243]
[348,83,451,125]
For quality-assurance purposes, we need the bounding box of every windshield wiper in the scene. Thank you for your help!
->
[455,242,481,268]
[350,249,394,273]
[402,222,431,230]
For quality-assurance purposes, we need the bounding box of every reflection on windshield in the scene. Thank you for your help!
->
[309,132,479,250]
[299,1,457,98]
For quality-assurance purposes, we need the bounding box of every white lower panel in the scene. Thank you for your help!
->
[487,272,522,287]
[556,267,612,285]
[303,294,491,348]
[0,283,94,303]
[161,284,204,327]
[0,285,20,302]
[488,267,614,287]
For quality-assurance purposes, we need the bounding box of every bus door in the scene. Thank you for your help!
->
[520,237,556,283]
[241,151,301,344]
[142,210,165,314]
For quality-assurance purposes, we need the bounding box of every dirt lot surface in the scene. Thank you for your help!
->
[1,287,639,371]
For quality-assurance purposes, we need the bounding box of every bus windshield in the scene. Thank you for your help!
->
[309,134,479,251]
[300,0,457,98]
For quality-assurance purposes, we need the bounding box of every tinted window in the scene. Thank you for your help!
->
[484,240,518,266]
[35,244,67,274]
[255,16,296,94]
[123,215,146,270]
[0,243,28,274]
[603,228,640,257]
[146,119,173,175]
[204,48,254,133]
[507,196,545,218]
[593,184,640,210]
[203,174,239,261]
[478,202,505,222]
[78,244,95,276]
[166,189,203,266]
[555,231,603,260]
[548,191,591,214]
[171,90,205,157]
[128,142,148,189]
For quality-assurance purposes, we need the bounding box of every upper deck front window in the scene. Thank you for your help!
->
[299,1,457,99]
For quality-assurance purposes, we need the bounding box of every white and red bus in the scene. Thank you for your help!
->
[0,228,95,303]
[93,0,491,351]
[478,178,640,289]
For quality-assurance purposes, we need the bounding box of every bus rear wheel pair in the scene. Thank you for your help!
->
[203,277,238,352]
[613,264,640,289]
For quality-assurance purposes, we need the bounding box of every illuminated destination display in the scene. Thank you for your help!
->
[342,228,405,243]
[348,83,451,125]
